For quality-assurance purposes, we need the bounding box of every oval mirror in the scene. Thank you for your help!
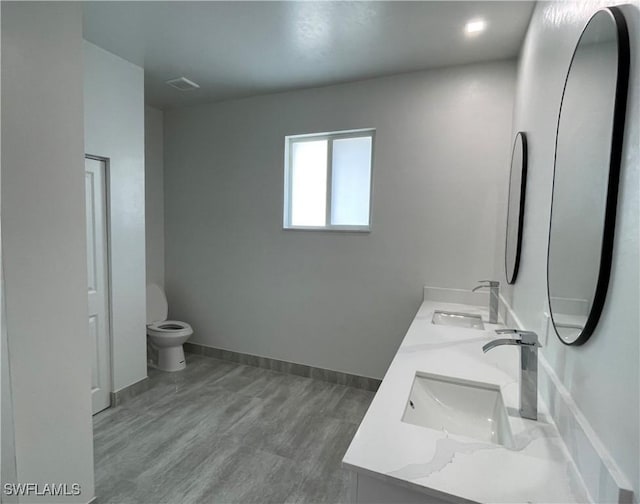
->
[505,132,528,285]
[547,7,630,345]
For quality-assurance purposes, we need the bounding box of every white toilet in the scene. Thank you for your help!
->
[146,283,193,372]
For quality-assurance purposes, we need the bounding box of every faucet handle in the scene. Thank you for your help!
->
[495,329,540,346]
[518,331,540,347]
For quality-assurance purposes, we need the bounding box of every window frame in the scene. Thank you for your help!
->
[283,128,375,232]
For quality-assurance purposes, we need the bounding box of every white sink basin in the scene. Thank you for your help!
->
[432,310,485,330]
[402,372,513,448]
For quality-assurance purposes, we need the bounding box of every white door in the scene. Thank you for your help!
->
[85,157,111,414]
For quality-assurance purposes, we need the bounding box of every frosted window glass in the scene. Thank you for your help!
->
[331,137,372,226]
[290,140,327,226]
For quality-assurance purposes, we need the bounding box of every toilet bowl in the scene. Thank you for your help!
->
[146,284,193,372]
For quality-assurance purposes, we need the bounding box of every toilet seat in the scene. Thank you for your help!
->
[146,284,192,337]
[147,320,193,338]
[146,283,193,372]
[147,284,169,324]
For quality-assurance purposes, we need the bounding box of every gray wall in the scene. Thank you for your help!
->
[495,1,639,495]
[83,41,147,392]
[0,2,17,490]
[164,61,516,379]
[1,3,95,501]
[145,106,165,288]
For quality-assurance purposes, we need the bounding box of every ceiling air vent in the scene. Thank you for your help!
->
[165,77,200,91]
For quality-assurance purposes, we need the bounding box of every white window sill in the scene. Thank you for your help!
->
[283,225,371,233]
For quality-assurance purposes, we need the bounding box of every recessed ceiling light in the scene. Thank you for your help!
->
[166,77,200,91]
[465,19,487,36]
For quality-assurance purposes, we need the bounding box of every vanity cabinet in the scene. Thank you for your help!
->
[349,472,454,504]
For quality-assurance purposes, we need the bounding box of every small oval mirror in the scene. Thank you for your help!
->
[547,7,630,345]
[505,132,528,285]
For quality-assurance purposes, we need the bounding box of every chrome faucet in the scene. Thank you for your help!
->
[472,280,499,323]
[482,329,540,420]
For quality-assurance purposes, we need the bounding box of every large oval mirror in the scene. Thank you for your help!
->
[505,132,528,284]
[547,7,630,345]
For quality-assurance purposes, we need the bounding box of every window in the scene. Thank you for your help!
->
[284,129,374,231]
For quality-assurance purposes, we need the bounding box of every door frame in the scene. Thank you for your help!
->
[85,154,114,412]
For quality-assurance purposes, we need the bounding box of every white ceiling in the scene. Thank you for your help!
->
[83,1,535,109]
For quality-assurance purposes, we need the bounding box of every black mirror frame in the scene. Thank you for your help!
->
[505,132,528,285]
[547,6,630,346]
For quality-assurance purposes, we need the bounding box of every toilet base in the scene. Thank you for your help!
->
[157,345,186,372]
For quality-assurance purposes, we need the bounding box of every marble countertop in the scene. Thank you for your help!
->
[342,298,590,504]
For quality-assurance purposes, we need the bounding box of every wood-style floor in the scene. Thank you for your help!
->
[93,354,374,504]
